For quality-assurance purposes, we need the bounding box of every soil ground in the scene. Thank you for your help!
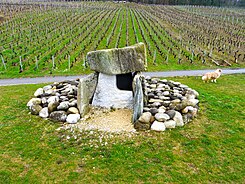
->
[77,107,136,133]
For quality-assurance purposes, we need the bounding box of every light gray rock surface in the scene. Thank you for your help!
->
[34,88,44,97]
[77,73,98,117]
[27,98,42,108]
[43,85,52,91]
[182,106,194,114]
[66,114,80,124]
[57,101,69,110]
[68,100,77,107]
[41,97,47,105]
[151,121,166,131]
[87,43,147,75]
[92,73,133,109]
[132,74,144,123]
[138,112,152,124]
[164,120,176,129]
[173,111,184,127]
[154,113,170,122]
[47,96,59,104]
[39,107,49,118]
[182,99,199,107]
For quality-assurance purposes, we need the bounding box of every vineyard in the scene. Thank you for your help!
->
[0,1,244,78]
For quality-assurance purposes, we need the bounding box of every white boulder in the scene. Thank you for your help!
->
[39,107,49,118]
[151,121,166,131]
[47,96,59,104]
[66,114,81,124]
[164,120,176,129]
[154,113,170,122]
[173,111,184,127]
[34,88,44,97]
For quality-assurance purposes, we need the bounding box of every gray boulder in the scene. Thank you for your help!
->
[182,99,199,107]
[182,106,194,114]
[68,100,77,107]
[87,43,147,75]
[47,96,59,104]
[154,113,170,122]
[186,94,196,100]
[30,104,42,115]
[186,89,199,98]
[158,108,166,113]
[134,120,151,130]
[57,101,69,110]
[164,120,176,129]
[44,89,55,95]
[43,85,52,91]
[163,91,170,96]
[173,111,184,127]
[49,111,67,122]
[39,107,49,118]
[27,98,42,108]
[149,108,158,115]
[41,97,47,104]
[165,110,176,119]
[179,84,188,89]
[138,112,152,124]
[48,101,59,113]
[159,96,170,100]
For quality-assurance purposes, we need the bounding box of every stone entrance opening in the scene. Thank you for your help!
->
[116,73,133,91]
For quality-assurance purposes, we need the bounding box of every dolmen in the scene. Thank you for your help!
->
[27,42,199,131]
[77,42,147,123]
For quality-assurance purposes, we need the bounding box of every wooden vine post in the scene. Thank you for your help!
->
[1,55,6,70]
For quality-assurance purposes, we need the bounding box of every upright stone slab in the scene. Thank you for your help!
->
[92,73,133,109]
[77,73,98,117]
[87,43,147,75]
[132,74,144,123]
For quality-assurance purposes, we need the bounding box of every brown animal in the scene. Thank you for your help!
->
[202,69,222,83]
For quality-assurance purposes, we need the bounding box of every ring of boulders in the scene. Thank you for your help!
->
[27,80,81,124]
[27,77,199,132]
[135,76,199,131]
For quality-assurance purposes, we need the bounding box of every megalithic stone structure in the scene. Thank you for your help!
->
[77,43,147,123]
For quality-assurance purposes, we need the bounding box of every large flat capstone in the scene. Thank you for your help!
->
[87,43,147,75]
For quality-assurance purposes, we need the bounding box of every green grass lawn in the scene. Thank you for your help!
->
[0,74,244,183]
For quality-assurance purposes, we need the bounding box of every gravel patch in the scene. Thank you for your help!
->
[77,107,136,133]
